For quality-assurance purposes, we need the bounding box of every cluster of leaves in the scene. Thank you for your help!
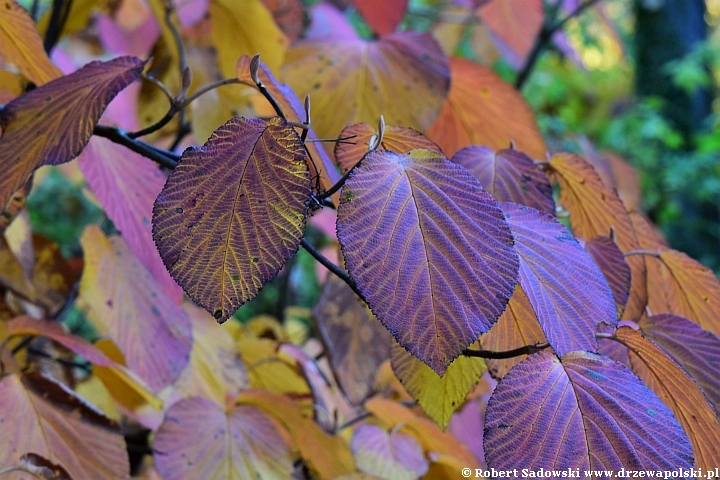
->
[0,0,719,479]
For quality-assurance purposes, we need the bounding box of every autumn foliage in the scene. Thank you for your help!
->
[0,0,719,479]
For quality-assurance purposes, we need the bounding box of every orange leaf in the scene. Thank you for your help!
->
[238,389,356,479]
[647,250,720,338]
[426,57,546,158]
[352,0,408,36]
[0,1,62,85]
[480,284,546,379]
[614,326,720,470]
[549,152,646,321]
[282,32,450,141]
[477,0,543,59]
[0,372,129,479]
[335,123,441,172]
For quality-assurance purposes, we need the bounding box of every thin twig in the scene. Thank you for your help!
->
[141,73,175,103]
[93,125,179,169]
[462,342,551,359]
[300,238,362,298]
[334,400,417,433]
[180,78,241,107]
[515,0,604,89]
[250,54,286,120]
[623,249,662,258]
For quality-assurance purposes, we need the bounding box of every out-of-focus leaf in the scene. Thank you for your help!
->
[484,350,693,473]
[550,153,646,321]
[0,372,129,479]
[391,342,486,429]
[365,397,481,468]
[501,202,616,357]
[614,326,720,471]
[0,235,35,301]
[645,250,720,338]
[352,0,408,35]
[37,0,102,38]
[0,178,31,235]
[96,9,159,58]
[282,32,450,141]
[235,55,341,202]
[18,453,71,480]
[312,275,392,405]
[210,0,287,76]
[172,302,248,405]
[28,234,76,314]
[0,1,62,85]
[426,58,546,158]
[335,123,441,173]
[239,389,356,479]
[583,235,631,313]
[75,376,120,422]
[78,136,182,302]
[638,314,720,410]
[92,338,163,411]
[236,336,311,399]
[451,146,554,214]
[477,0,543,59]
[0,69,23,102]
[154,397,293,479]
[305,2,359,42]
[153,117,309,322]
[261,0,304,42]
[0,56,145,211]
[351,423,429,480]
[337,149,518,374]
[78,225,192,391]
[480,284,546,379]
[604,152,642,213]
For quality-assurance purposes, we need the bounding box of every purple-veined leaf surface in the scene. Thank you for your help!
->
[0,56,145,211]
[153,116,311,322]
[154,397,293,479]
[337,149,518,374]
[451,146,554,214]
[484,350,693,473]
[500,202,616,357]
[582,235,631,312]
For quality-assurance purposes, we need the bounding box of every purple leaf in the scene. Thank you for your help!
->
[350,423,429,479]
[153,116,311,322]
[451,146,554,214]
[582,235,631,312]
[154,397,293,479]
[501,202,617,357]
[484,350,693,473]
[337,149,518,374]
[0,56,145,211]
[639,314,720,412]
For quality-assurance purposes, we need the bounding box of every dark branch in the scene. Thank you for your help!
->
[300,238,361,298]
[462,342,551,359]
[623,249,662,258]
[93,125,179,169]
[515,0,604,89]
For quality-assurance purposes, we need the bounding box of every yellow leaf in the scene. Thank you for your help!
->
[282,32,450,141]
[238,389,356,479]
[0,0,62,85]
[93,338,163,411]
[37,0,105,39]
[172,301,248,405]
[391,342,486,430]
[210,0,287,77]
[237,335,311,400]
[75,376,121,422]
